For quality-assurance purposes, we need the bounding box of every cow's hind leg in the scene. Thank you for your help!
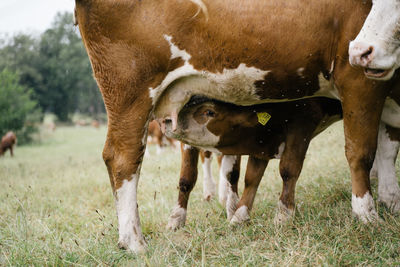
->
[376,123,400,213]
[200,150,216,201]
[167,144,199,230]
[230,156,268,224]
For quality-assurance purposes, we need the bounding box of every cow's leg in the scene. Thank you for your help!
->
[375,123,400,213]
[200,150,216,201]
[217,154,230,205]
[167,144,199,230]
[10,146,13,157]
[102,93,153,253]
[338,74,387,223]
[274,130,312,224]
[230,156,268,224]
[220,155,241,220]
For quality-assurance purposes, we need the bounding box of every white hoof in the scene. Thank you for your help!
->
[230,206,250,224]
[274,201,294,224]
[226,189,239,221]
[118,234,147,254]
[166,205,187,230]
[378,187,400,213]
[352,192,380,223]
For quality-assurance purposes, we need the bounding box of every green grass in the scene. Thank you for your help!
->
[0,123,399,266]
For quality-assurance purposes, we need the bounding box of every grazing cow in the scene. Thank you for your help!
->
[147,120,177,154]
[75,0,398,252]
[91,120,100,128]
[348,0,400,81]
[0,131,17,157]
[167,96,343,228]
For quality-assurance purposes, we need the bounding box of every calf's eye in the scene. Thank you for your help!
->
[204,110,215,117]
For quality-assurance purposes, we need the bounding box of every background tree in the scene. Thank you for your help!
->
[0,12,104,122]
[0,69,41,144]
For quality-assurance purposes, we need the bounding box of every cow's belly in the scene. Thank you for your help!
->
[381,98,400,128]
[151,35,332,121]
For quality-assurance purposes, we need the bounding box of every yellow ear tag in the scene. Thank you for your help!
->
[257,112,271,126]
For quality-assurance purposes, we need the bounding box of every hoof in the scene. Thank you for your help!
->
[352,192,381,223]
[118,237,147,254]
[274,201,294,225]
[378,187,400,214]
[166,205,187,230]
[230,206,250,224]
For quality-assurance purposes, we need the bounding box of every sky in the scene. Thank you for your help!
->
[0,0,75,35]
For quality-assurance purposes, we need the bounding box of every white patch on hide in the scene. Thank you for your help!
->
[116,175,146,253]
[202,156,216,201]
[219,155,239,220]
[166,204,187,230]
[381,98,400,128]
[230,206,250,224]
[183,144,192,151]
[273,142,285,159]
[297,67,305,78]
[218,168,230,206]
[351,192,379,223]
[375,123,400,213]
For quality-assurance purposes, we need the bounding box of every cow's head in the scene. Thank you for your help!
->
[349,0,400,80]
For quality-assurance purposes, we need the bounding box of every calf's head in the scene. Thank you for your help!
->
[349,0,400,80]
[164,97,254,148]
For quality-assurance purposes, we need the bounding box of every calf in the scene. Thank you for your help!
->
[0,131,17,157]
[167,96,343,227]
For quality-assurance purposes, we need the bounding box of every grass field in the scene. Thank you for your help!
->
[0,123,399,266]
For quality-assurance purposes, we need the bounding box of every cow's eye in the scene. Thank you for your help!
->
[204,110,215,117]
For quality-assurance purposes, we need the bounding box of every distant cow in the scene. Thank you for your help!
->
[147,120,178,154]
[0,131,17,157]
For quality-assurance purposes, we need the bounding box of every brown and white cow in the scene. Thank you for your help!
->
[348,0,400,81]
[0,131,17,157]
[166,96,343,228]
[75,0,398,252]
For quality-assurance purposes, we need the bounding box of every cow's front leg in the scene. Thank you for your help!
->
[167,144,199,230]
[339,76,387,223]
[103,98,153,253]
[219,155,241,220]
[375,123,400,213]
[230,156,268,224]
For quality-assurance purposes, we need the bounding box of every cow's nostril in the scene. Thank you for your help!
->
[361,46,374,60]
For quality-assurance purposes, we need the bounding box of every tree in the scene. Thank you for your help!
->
[36,12,103,121]
[0,69,41,144]
[0,12,104,122]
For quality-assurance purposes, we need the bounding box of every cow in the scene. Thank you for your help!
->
[348,0,400,81]
[147,120,177,154]
[166,96,343,229]
[0,131,17,157]
[75,0,398,252]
